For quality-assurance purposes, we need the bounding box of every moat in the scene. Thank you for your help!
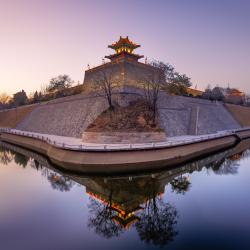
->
[1,140,250,250]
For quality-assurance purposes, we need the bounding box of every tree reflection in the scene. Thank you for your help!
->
[211,155,241,175]
[88,196,123,238]
[47,172,75,192]
[87,176,179,247]
[170,175,191,194]
[135,194,178,247]
[0,147,13,165]
[30,159,43,171]
[0,145,29,167]
[14,152,29,168]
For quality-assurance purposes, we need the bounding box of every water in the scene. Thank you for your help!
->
[1,140,250,250]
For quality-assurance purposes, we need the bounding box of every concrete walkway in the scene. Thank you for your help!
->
[1,127,250,152]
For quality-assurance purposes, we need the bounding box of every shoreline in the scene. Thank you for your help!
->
[1,128,250,174]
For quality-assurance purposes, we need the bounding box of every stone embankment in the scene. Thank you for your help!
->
[82,132,167,144]
[16,93,108,138]
[158,93,240,136]
[15,90,142,138]
[0,87,248,139]
[225,103,250,127]
[0,104,37,128]
[2,127,250,174]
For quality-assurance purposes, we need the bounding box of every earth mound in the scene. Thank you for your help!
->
[86,100,163,133]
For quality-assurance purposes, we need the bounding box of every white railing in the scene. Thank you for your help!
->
[0,127,249,152]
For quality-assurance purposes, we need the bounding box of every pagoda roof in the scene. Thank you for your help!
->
[105,52,144,61]
[108,36,140,50]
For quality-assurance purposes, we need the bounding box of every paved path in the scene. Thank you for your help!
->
[1,127,250,152]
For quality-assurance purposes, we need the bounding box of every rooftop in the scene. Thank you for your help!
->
[108,36,140,50]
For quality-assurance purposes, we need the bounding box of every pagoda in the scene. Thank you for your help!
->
[83,36,164,90]
[105,36,144,62]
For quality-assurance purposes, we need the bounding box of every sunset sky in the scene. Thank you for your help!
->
[0,0,250,95]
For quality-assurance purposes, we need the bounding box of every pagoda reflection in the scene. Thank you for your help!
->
[1,138,250,246]
[82,174,179,246]
[84,174,166,230]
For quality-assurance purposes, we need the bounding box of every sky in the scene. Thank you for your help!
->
[0,0,250,95]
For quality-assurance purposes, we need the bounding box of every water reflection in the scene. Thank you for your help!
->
[170,175,191,195]
[1,139,250,248]
[86,174,179,246]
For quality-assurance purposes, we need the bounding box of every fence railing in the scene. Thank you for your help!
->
[0,127,249,152]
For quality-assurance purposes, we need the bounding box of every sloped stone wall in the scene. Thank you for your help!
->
[225,104,250,126]
[16,94,108,138]
[14,88,241,139]
[158,93,241,137]
[0,104,37,128]
[15,91,142,138]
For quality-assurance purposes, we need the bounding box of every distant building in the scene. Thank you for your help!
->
[214,87,245,104]
[83,36,165,90]
[201,86,245,105]
[226,88,245,104]
[186,87,203,97]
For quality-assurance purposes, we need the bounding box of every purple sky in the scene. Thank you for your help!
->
[0,0,250,95]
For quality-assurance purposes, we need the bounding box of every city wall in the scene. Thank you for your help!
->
[225,103,250,127]
[0,104,37,128]
[0,87,246,139]
[83,58,164,90]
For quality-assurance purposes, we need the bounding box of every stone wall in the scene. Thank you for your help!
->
[11,87,242,139]
[15,91,142,138]
[0,104,37,128]
[82,132,167,144]
[83,58,164,90]
[123,60,165,87]
[225,104,250,126]
[16,93,108,138]
[158,93,241,136]
[84,61,124,88]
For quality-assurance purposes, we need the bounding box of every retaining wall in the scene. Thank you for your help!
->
[0,104,37,128]
[16,93,108,138]
[1,87,243,139]
[16,91,142,138]
[0,132,239,174]
[158,93,241,136]
[225,104,250,127]
[82,132,166,144]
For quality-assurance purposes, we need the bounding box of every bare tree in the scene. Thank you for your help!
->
[142,61,166,125]
[0,92,11,105]
[0,92,12,110]
[93,64,118,111]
